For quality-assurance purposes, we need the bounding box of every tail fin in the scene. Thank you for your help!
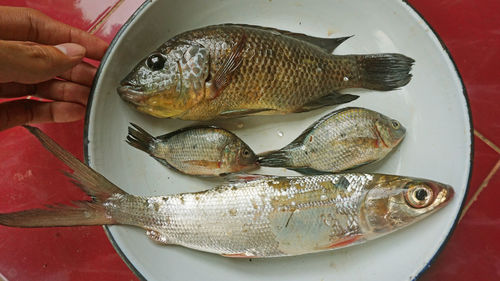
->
[0,126,126,228]
[126,123,155,154]
[355,54,414,91]
[0,202,113,227]
[257,150,292,167]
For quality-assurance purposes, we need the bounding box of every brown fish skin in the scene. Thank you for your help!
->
[118,24,414,120]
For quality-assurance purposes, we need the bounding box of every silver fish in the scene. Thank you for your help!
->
[0,126,453,258]
[258,107,406,174]
[126,123,258,176]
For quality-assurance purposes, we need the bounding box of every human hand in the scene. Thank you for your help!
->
[0,6,109,131]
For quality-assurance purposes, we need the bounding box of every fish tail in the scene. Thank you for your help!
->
[126,123,155,154]
[257,150,292,167]
[0,126,127,228]
[353,54,415,91]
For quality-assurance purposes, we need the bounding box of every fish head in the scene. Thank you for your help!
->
[361,177,454,236]
[117,42,210,118]
[221,142,259,172]
[375,115,406,148]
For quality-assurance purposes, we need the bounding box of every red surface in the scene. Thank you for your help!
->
[0,1,499,280]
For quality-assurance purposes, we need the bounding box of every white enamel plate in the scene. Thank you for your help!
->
[85,1,472,280]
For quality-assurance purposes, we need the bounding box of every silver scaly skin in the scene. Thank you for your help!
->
[0,127,453,258]
[103,173,451,257]
[259,107,406,174]
[126,124,258,176]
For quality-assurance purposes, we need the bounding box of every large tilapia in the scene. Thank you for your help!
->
[126,123,258,176]
[117,24,414,120]
[259,107,406,174]
[0,126,452,257]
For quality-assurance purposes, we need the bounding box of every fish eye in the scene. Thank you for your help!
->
[391,120,400,129]
[243,149,251,157]
[146,54,166,71]
[404,183,434,208]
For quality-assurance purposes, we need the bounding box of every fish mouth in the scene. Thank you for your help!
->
[117,85,147,105]
[441,185,454,205]
[433,184,454,209]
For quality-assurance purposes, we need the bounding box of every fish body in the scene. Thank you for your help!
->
[118,24,414,120]
[126,124,257,176]
[0,126,453,258]
[258,107,406,174]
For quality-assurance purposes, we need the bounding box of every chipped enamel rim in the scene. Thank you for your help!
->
[84,1,473,280]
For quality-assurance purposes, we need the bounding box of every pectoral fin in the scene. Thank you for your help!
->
[207,34,247,99]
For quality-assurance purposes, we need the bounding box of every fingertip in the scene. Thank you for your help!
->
[54,43,86,59]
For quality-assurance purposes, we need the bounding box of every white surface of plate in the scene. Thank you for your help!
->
[85,0,472,280]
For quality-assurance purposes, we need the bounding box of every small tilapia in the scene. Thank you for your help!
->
[126,123,258,176]
[258,107,406,174]
[0,126,453,258]
[117,24,414,120]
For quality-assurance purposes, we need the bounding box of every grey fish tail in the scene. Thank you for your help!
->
[257,150,291,167]
[0,126,127,228]
[126,123,155,154]
[355,53,415,91]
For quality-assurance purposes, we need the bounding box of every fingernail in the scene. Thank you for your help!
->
[55,43,86,58]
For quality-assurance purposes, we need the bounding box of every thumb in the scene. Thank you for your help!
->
[0,40,86,84]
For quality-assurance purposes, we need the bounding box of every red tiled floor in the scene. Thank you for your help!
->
[0,123,137,281]
[462,135,500,204]
[420,160,500,281]
[0,0,140,279]
[408,0,500,148]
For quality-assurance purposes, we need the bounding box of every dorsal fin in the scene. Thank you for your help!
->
[221,24,352,53]
[157,125,221,140]
[285,107,360,149]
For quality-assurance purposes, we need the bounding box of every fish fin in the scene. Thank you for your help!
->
[0,126,126,228]
[345,159,378,171]
[224,173,270,183]
[257,150,291,167]
[276,107,349,149]
[289,35,352,53]
[0,201,114,228]
[219,108,273,118]
[289,167,330,175]
[318,235,363,250]
[146,230,173,245]
[152,156,177,171]
[354,54,415,90]
[209,34,247,99]
[222,24,351,53]
[335,176,351,189]
[158,125,222,140]
[23,125,127,201]
[298,92,359,112]
[126,123,155,154]
[221,253,258,258]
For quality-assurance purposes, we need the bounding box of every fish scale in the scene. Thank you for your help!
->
[103,174,371,257]
[258,107,406,174]
[0,126,453,259]
[118,24,414,120]
[126,125,258,176]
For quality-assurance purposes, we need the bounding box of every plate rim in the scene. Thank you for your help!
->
[83,1,473,280]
